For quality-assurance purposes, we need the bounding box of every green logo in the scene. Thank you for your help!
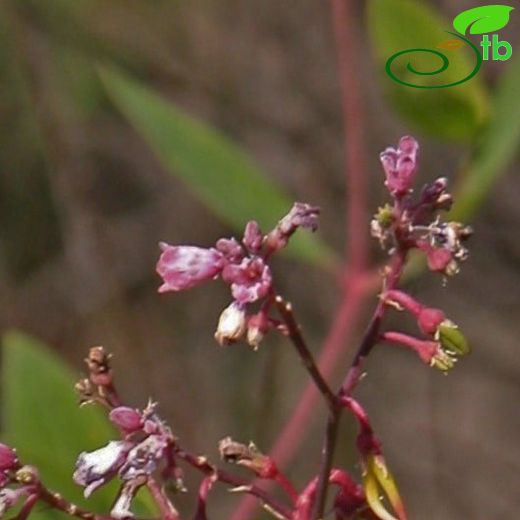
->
[386,5,514,88]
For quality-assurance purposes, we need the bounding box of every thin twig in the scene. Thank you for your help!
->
[175,449,293,519]
[147,477,180,520]
[38,487,156,520]
[274,295,337,412]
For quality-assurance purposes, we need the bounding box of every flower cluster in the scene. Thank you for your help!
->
[73,401,175,518]
[371,136,472,277]
[157,202,320,347]
[369,137,471,372]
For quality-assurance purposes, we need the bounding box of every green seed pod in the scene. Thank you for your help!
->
[437,321,470,356]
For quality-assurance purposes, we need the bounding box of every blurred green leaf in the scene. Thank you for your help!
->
[367,0,490,140]
[98,65,337,270]
[1,332,155,519]
[453,5,514,35]
[452,55,520,219]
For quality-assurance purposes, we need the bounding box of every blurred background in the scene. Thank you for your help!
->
[1,0,519,518]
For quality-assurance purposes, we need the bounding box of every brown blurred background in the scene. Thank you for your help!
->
[0,0,519,518]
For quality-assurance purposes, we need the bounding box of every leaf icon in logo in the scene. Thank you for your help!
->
[453,5,514,35]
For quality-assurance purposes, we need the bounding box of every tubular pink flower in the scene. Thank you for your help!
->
[156,243,225,293]
[380,136,419,197]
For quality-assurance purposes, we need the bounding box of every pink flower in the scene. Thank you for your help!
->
[156,244,225,293]
[222,257,272,304]
[380,136,419,197]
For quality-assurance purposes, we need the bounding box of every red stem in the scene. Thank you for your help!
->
[176,448,293,519]
[274,473,299,504]
[332,0,367,270]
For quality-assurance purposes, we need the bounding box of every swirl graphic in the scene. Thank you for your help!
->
[385,31,482,89]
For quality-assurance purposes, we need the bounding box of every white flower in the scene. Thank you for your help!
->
[73,441,131,498]
[214,302,246,346]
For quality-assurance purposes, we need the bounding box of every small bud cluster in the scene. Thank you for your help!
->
[156,202,320,348]
[371,136,471,278]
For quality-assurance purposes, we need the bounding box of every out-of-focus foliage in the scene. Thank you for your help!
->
[453,55,520,219]
[99,66,337,270]
[1,332,155,519]
[367,0,490,140]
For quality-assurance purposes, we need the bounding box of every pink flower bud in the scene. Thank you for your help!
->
[380,135,419,197]
[247,311,270,349]
[156,244,225,293]
[109,407,143,433]
[242,221,263,253]
[0,444,18,471]
[417,307,446,336]
[265,203,320,253]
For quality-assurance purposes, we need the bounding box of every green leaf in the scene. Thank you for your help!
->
[367,0,490,140]
[453,5,514,35]
[98,65,337,270]
[452,55,520,219]
[1,332,155,519]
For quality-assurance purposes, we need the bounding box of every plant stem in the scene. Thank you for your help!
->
[274,295,337,412]
[176,448,293,519]
[312,254,406,519]
[38,487,156,520]
[147,477,180,520]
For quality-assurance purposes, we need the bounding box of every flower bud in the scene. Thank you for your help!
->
[417,307,446,336]
[214,302,246,346]
[380,136,418,197]
[109,407,143,433]
[246,311,270,350]
[242,221,263,254]
[0,444,18,471]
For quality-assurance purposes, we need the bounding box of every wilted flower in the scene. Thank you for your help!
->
[74,402,174,508]
[74,441,132,497]
[219,437,277,479]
